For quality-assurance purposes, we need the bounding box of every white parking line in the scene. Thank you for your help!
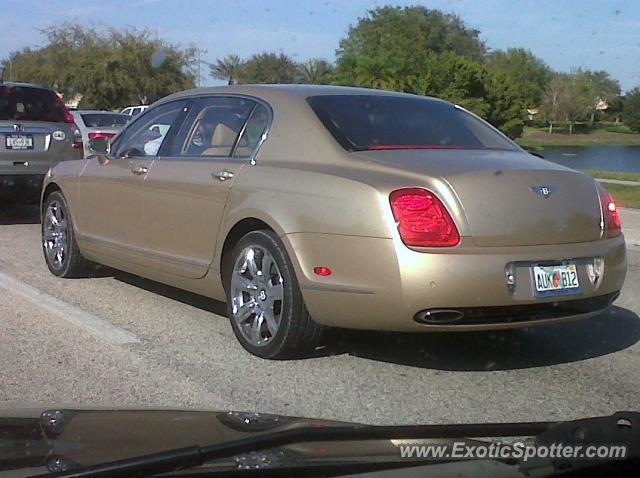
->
[0,270,140,345]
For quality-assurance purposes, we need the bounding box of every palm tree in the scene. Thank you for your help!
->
[297,59,333,84]
[210,54,243,85]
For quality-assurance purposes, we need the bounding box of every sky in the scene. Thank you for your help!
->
[1,0,639,91]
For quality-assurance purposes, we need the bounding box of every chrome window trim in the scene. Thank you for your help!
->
[155,93,273,164]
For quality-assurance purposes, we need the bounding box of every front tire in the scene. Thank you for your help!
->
[224,230,325,359]
[42,191,92,278]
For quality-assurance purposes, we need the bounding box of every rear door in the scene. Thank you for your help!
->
[141,96,269,278]
[76,100,190,264]
[0,85,78,176]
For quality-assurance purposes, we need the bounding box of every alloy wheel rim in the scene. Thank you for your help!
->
[43,201,68,269]
[230,246,284,347]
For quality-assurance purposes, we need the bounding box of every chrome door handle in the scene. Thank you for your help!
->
[131,166,148,175]
[213,170,234,181]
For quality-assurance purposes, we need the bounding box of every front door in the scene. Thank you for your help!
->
[76,99,189,264]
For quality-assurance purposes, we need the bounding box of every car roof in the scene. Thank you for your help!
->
[73,110,124,114]
[0,81,55,91]
[157,84,444,105]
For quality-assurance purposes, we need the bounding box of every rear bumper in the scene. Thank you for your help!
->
[282,232,627,332]
[0,174,45,198]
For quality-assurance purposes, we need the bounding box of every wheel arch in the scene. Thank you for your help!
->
[219,217,276,276]
[41,182,62,211]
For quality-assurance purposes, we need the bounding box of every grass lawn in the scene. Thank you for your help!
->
[516,126,640,148]
[598,182,640,209]
[581,169,640,182]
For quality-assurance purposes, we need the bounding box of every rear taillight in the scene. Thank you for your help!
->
[88,132,116,140]
[53,92,75,124]
[72,123,83,149]
[389,188,460,247]
[600,187,622,238]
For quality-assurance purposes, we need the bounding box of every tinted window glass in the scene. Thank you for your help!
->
[234,103,270,157]
[0,85,68,122]
[113,100,188,158]
[172,96,255,158]
[307,95,517,151]
[81,113,130,127]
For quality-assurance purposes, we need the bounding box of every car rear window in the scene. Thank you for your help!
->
[81,113,130,127]
[307,94,518,152]
[0,85,68,123]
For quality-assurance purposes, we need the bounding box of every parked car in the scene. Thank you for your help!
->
[40,85,626,359]
[71,110,130,157]
[0,80,82,203]
[121,105,148,117]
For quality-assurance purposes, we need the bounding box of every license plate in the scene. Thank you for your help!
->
[5,134,34,150]
[532,263,580,297]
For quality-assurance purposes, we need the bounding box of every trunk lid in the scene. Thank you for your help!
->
[353,149,603,247]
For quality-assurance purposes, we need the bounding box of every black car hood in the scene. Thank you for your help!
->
[2,406,495,476]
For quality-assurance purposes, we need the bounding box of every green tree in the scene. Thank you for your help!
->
[541,73,592,134]
[296,59,333,84]
[486,48,551,108]
[574,69,621,125]
[541,74,565,134]
[622,87,640,132]
[2,24,195,110]
[238,52,297,84]
[210,54,243,85]
[335,6,485,85]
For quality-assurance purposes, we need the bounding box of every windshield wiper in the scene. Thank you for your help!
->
[32,412,640,478]
[31,420,553,478]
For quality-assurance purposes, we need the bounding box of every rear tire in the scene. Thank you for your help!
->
[224,230,325,359]
[42,191,93,278]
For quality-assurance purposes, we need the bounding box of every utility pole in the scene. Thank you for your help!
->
[197,48,208,87]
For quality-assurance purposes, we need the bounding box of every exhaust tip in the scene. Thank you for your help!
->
[414,309,464,325]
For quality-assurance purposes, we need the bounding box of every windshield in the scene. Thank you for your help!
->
[80,113,130,127]
[0,85,67,122]
[307,95,518,151]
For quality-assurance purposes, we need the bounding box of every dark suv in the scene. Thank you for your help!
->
[0,81,82,202]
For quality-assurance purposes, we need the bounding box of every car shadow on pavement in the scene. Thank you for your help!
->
[323,306,640,371]
[113,272,229,317]
[0,203,40,225]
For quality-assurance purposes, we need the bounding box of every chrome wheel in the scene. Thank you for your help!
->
[230,246,284,347]
[43,201,68,269]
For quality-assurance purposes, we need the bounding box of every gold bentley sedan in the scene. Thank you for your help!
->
[40,85,627,359]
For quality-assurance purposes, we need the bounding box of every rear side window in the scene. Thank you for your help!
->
[234,103,270,158]
[307,95,517,152]
[0,86,68,123]
[81,113,130,127]
[171,96,255,158]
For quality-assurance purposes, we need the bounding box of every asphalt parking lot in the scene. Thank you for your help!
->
[1,202,640,426]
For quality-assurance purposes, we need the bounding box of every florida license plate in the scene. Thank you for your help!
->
[5,134,34,150]
[533,263,580,297]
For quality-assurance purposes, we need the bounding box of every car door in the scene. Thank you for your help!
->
[142,96,269,278]
[76,99,190,265]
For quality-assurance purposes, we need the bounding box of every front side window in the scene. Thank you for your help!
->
[171,96,255,158]
[307,95,518,152]
[113,100,188,158]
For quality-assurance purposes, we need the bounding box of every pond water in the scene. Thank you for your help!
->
[536,146,640,172]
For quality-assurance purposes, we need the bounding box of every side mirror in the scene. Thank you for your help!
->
[88,137,110,164]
